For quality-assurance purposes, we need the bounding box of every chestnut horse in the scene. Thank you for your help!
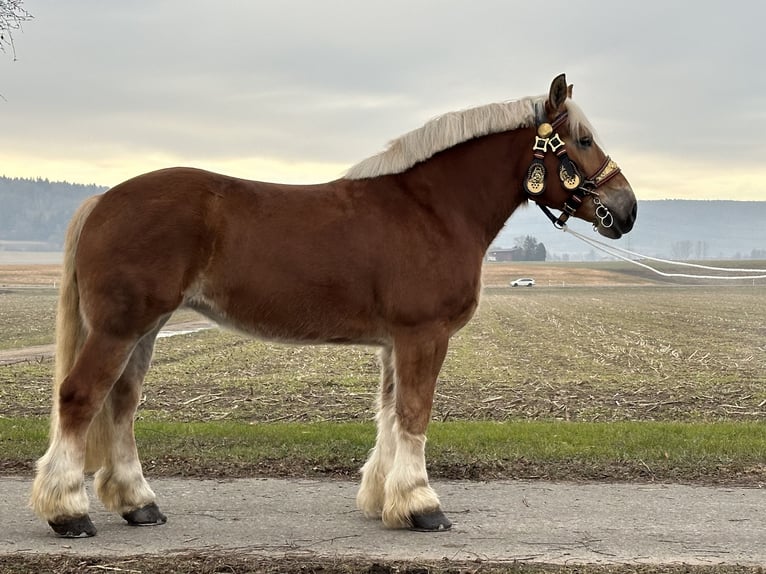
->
[30,74,636,537]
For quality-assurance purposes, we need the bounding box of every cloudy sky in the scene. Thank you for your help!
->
[2,0,765,200]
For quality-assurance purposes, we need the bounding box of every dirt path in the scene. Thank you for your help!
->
[0,320,214,366]
[1,477,763,566]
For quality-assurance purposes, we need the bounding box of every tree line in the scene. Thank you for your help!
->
[0,176,106,248]
[513,235,547,261]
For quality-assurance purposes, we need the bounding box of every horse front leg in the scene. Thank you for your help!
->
[382,331,451,531]
[357,346,396,517]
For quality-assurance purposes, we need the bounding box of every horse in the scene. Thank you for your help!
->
[30,74,636,537]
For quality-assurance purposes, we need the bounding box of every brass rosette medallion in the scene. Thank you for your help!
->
[524,162,546,195]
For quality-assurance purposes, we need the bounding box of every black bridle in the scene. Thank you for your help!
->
[523,112,622,229]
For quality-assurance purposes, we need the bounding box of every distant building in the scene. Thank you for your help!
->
[486,247,522,262]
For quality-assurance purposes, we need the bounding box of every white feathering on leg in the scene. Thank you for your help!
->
[381,423,440,528]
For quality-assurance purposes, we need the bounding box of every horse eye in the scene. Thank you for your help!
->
[578,135,593,148]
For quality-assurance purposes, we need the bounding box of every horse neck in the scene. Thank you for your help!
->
[399,128,533,250]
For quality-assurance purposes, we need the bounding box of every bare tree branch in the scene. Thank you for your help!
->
[1,0,33,60]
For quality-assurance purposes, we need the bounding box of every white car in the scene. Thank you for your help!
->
[510,277,535,287]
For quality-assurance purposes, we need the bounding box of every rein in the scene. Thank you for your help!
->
[523,112,621,230]
[562,225,766,281]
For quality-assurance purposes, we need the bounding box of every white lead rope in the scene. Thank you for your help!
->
[561,225,766,280]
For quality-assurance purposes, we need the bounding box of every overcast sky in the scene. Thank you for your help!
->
[2,0,765,200]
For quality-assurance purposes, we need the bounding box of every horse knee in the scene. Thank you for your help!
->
[57,378,106,435]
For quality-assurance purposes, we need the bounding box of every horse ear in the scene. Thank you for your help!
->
[547,74,568,116]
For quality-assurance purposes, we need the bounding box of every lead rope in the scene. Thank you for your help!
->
[560,225,766,280]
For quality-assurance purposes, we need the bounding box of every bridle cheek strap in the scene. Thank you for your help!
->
[524,113,622,229]
[538,155,621,229]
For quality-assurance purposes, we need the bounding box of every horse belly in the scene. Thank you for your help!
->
[185,267,387,345]
[187,246,480,347]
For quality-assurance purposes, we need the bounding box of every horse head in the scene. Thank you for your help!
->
[525,74,637,239]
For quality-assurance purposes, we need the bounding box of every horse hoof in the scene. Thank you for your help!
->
[410,509,452,532]
[122,502,167,526]
[48,515,97,538]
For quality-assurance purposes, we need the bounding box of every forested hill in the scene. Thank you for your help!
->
[0,176,764,259]
[0,176,107,249]
[497,199,766,260]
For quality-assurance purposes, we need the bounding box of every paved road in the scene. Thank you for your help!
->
[0,320,214,366]
[1,477,763,565]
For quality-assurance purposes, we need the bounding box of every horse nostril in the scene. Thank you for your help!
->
[622,201,637,227]
[619,201,638,233]
[603,195,637,235]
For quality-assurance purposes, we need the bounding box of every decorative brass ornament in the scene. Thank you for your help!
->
[525,117,620,207]
[525,111,621,229]
[547,133,564,153]
[532,136,549,153]
[524,162,546,195]
[537,123,553,139]
[593,158,620,186]
[559,163,581,190]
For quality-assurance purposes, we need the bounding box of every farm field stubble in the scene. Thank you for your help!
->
[3,283,763,424]
[142,285,766,424]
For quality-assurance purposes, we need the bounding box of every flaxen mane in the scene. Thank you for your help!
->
[345,96,596,180]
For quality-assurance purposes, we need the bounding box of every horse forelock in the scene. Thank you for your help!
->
[344,96,545,180]
[564,99,599,144]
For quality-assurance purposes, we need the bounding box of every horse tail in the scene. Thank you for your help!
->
[49,195,101,444]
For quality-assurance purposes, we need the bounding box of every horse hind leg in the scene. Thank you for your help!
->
[357,345,397,517]
[30,332,138,537]
[91,325,167,527]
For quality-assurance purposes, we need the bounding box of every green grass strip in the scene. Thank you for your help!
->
[2,419,765,475]
[430,420,766,461]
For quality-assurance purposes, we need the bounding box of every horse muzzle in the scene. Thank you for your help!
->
[594,189,637,239]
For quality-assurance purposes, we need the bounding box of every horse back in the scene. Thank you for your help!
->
[74,167,483,343]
